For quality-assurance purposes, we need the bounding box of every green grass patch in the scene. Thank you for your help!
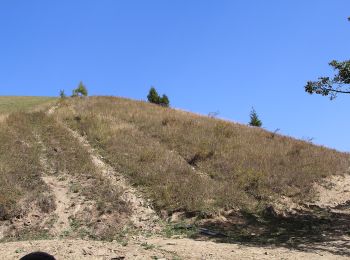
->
[0,96,56,114]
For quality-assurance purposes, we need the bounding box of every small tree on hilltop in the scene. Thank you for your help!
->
[59,89,66,99]
[159,94,170,107]
[147,86,170,107]
[147,87,160,104]
[249,107,262,127]
[72,81,88,97]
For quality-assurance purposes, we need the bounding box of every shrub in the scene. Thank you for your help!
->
[249,107,262,127]
[59,89,66,99]
[159,94,170,107]
[0,205,8,221]
[72,81,88,97]
[37,195,56,213]
[147,87,170,107]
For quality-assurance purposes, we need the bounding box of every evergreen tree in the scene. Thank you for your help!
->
[59,89,66,99]
[147,87,160,104]
[72,81,88,97]
[249,107,262,127]
[159,94,170,107]
[147,86,170,107]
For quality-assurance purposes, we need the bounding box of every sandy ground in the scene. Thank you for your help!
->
[312,174,350,210]
[1,237,348,260]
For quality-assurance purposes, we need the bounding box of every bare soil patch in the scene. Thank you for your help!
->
[1,237,348,260]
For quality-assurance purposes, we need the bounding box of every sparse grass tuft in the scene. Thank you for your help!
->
[141,242,156,250]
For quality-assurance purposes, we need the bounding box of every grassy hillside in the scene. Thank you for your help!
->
[0,112,129,240]
[54,96,349,214]
[0,96,56,114]
[0,95,349,243]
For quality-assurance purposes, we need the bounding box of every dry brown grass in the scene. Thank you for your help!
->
[0,110,129,240]
[32,112,129,216]
[0,112,48,221]
[54,96,350,215]
[28,112,130,239]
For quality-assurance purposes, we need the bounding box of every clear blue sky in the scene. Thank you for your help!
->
[0,1,349,152]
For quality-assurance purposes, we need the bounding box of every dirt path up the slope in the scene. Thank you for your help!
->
[36,134,73,237]
[0,132,79,239]
[40,175,71,236]
[62,125,160,232]
[0,113,8,123]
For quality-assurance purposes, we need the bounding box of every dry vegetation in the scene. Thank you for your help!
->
[34,112,129,218]
[54,96,350,216]
[0,111,129,241]
[1,95,350,258]
[33,112,130,239]
[0,113,47,221]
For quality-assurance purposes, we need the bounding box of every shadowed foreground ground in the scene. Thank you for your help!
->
[197,206,350,257]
